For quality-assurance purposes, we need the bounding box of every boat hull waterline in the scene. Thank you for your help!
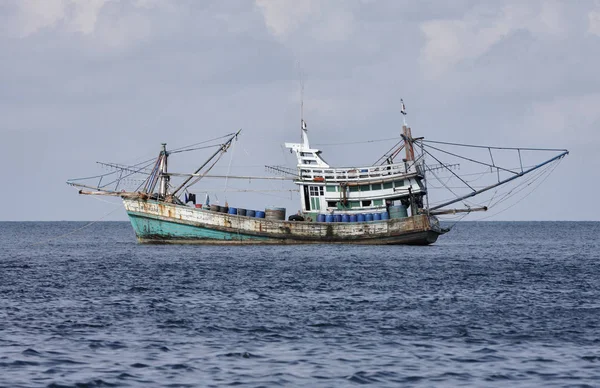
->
[124,199,445,245]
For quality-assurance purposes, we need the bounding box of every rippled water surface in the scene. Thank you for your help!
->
[1,221,599,387]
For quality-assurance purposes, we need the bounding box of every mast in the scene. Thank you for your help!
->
[300,76,310,148]
[300,76,304,143]
[400,99,414,162]
[158,143,169,198]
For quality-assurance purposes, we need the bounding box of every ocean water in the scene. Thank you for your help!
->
[1,221,599,387]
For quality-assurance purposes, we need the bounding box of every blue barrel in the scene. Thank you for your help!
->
[349,215,358,222]
[317,214,326,222]
[357,214,366,222]
[381,211,390,220]
[341,214,350,222]
[334,214,342,222]
[228,207,237,215]
[247,210,256,217]
[373,213,381,221]
[365,213,374,222]
[238,208,247,216]
[389,205,408,219]
[325,215,334,223]
[255,211,265,218]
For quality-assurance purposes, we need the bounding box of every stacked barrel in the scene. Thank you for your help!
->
[315,205,408,223]
[203,205,285,220]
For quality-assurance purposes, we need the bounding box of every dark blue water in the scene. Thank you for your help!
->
[1,221,599,387]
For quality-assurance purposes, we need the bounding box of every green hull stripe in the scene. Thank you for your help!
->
[127,212,269,241]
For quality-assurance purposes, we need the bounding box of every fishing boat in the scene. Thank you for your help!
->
[67,101,568,245]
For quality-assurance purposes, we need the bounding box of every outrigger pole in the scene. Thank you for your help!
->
[428,150,569,211]
[170,130,241,197]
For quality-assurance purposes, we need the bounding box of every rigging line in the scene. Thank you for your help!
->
[140,156,162,192]
[424,170,453,190]
[426,164,454,190]
[422,147,475,191]
[373,140,404,165]
[224,138,236,194]
[487,161,553,207]
[443,212,470,231]
[481,165,552,213]
[422,139,569,152]
[68,156,157,183]
[99,159,157,190]
[169,144,222,154]
[489,161,558,209]
[180,151,226,193]
[487,168,543,208]
[430,164,550,209]
[96,162,153,176]
[172,130,241,196]
[426,184,509,190]
[423,143,519,176]
[168,133,236,153]
[28,202,122,247]
[426,167,462,203]
[315,136,400,147]
[424,162,542,181]
[472,161,560,221]
[185,189,299,193]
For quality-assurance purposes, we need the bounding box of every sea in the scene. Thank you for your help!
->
[0,221,599,387]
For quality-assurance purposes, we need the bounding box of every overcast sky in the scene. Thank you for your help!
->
[1,0,599,221]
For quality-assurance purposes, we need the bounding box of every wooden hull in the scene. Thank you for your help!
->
[124,199,445,245]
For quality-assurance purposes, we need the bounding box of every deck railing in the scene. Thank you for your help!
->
[299,162,415,182]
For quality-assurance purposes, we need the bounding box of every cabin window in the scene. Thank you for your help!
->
[326,186,337,192]
[383,182,393,190]
[309,186,324,196]
[362,200,372,207]
[349,201,360,208]
[311,197,321,210]
[373,199,383,206]
[327,201,337,207]
[349,186,360,192]
[394,179,404,187]
[371,183,382,191]
[360,185,371,191]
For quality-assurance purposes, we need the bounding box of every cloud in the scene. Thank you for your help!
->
[419,1,567,78]
[522,93,600,146]
[589,9,600,36]
[254,0,354,42]
[10,0,107,37]
[4,0,171,48]
[255,0,318,38]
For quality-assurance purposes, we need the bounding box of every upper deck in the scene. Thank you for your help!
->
[297,162,418,184]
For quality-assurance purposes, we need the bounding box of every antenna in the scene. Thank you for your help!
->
[299,64,305,142]
[401,98,408,126]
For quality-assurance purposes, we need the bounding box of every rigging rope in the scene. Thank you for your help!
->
[315,136,399,147]
[28,198,122,247]
[421,139,568,152]
[223,139,237,198]
[470,160,560,221]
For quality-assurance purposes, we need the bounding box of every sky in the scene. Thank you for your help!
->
[1,0,599,221]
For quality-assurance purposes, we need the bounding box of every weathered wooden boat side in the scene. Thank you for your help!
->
[124,199,442,245]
